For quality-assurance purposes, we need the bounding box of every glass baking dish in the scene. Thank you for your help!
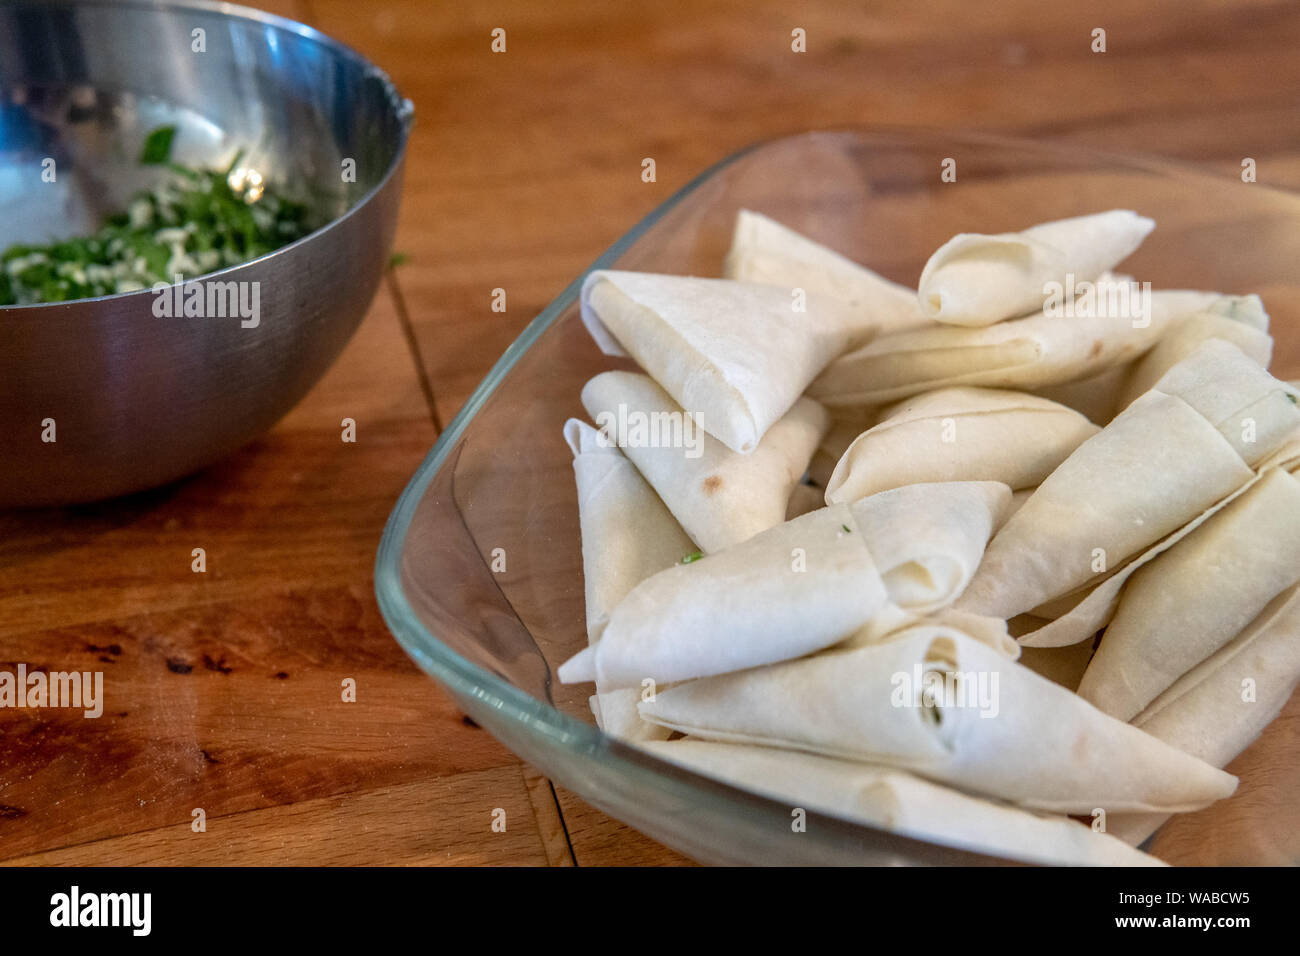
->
[375,128,1300,865]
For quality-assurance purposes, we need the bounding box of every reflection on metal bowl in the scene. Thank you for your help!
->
[0,0,412,505]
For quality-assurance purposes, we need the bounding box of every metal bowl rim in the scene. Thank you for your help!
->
[0,0,413,315]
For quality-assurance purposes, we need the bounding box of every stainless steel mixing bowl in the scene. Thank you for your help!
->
[0,0,412,505]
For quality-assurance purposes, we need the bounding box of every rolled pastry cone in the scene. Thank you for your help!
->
[557,502,889,689]
[557,481,1007,690]
[1117,295,1272,408]
[825,387,1098,504]
[722,209,932,336]
[1014,437,1300,648]
[829,481,1014,645]
[564,418,695,741]
[932,610,1022,660]
[1077,466,1300,720]
[1136,580,1300,765]
[843,607,1022,661]
[809,288,1220,407]
[589,692,662,743]
[956,339,1300,623]
[580,270,863,452]
[849,480,1010,619]
[917,209,1155,326]
[1109,582,1300,846]
[1151,337,1300,461]
[582,371,828,553]
[639,739,1164,865]
[638,624,1236,814]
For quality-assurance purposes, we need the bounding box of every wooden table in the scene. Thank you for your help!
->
[3,0,1299,866]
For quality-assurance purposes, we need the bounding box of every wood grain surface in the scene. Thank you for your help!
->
[2,0,1298,866]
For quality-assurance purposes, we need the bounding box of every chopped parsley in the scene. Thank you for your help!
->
[139,125,177,165]
[1,127,310,306]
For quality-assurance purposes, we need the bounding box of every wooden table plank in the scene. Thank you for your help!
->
[4,767,552,866]
[552,787,693,867]
[520,767,578,868]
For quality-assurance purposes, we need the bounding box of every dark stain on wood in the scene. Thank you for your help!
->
[166,658,193,674]
[202,655,233,675]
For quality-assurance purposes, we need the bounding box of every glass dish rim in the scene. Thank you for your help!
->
[373,133,772,827]
[373,125,1298,862]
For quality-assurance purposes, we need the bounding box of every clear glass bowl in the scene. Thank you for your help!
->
[375,129,1300,865]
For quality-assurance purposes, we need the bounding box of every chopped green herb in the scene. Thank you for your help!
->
[1288,392,1298,405]
[388,251,409,268]
[139,125,177,165]
[841,524,852,533]
[680,551,704,564]
[1,127,311,306]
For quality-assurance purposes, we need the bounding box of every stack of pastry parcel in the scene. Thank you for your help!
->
[557,208,1300,865]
